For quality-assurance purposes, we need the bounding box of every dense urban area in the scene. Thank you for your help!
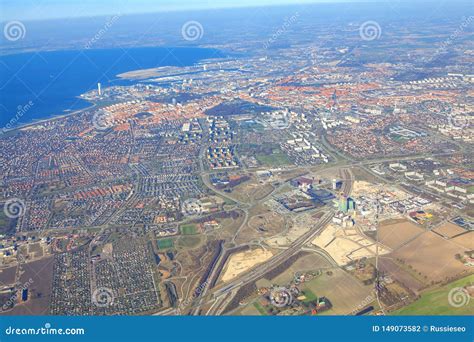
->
[0,6,473,317]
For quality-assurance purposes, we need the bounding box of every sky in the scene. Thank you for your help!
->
[1,0,365,21]
[1,0,465,21]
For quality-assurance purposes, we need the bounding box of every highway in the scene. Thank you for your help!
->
[187,154,357,315]
[157,141,457,316]
[197,210,335,315]
[186,140,455,316]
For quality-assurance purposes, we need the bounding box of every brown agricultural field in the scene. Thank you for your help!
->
[303,268,373,315]
[433,222,466,238]
[451,232,474,250]
[1,257,54,315]
[392,231,472,283]
[378,220,424,250]
[378,257,426,293]
[0,266,17,286]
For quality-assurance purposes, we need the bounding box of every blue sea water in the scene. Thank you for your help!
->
[0,47,224,128]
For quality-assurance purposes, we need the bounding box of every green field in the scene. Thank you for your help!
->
[0,212,15,236]
[177,236,202,249]
[390,134,409,143]
[157,238,174,250]
[392,274,474,315]
[253,302,268,316]
[256,151,290,166]
[223,197,236,206]
[180,224,198,235]
[300,288,318,303]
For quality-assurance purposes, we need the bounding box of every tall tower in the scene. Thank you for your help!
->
[97,83,102,96]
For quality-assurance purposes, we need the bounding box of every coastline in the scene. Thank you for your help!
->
[0,46,227,136]
[1,102,96,135]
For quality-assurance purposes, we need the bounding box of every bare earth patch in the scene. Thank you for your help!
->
[378,220,424,250]
[392,231,472,282]
[312,224,389,266]
[221,248,273,282]
[433,222,466,238]
[451,232,474,250]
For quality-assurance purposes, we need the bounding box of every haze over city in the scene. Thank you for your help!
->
[0,1,472,341]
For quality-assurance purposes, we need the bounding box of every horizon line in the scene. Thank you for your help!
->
[1,0,469,23]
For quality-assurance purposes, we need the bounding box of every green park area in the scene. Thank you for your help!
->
[180,224,198,235]
[393,274,474,315]
[157,238,174,250]
[256,151,290,166]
